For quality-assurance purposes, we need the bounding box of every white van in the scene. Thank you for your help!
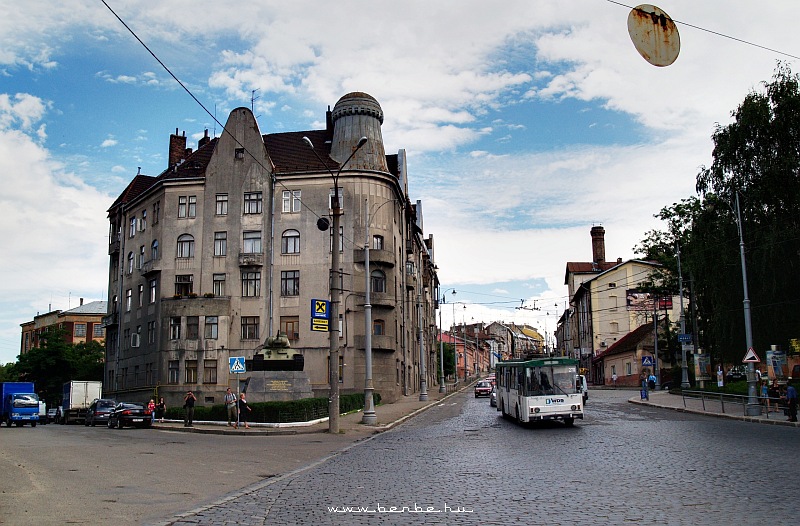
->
[576,375,588,404]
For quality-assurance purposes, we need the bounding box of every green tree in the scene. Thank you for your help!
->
[0,362,18,382]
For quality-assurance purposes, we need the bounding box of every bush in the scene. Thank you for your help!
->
[165,392,382,423]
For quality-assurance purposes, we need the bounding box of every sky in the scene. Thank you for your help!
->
[0,0,796,364]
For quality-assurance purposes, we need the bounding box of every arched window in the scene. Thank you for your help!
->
[281,229,300,254]
[151,239,159,260]
[127,252,134,274]
[177,234,194,258]
[371,269,386,293]
[373,319,385,335]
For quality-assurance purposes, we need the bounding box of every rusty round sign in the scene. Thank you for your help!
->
[627,4,680,67]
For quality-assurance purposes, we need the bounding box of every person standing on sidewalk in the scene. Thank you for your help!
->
[238,393,251,429]
[183,390,196,427]
[225,387,238,427]
[786,384,798,422]
[148,399,156,424]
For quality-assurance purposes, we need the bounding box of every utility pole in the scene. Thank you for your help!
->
[677,243,690,389]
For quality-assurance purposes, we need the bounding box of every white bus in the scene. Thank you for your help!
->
[495,357,584,426]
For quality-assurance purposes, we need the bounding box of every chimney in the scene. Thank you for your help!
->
[80,298,84,306]
[168,129,187,168]
[591,226,606,265]
[198,129,210,149]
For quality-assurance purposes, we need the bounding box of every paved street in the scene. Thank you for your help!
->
[161,389,799,525]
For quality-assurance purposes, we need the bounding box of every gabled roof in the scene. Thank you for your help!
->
[63,301,108,316]
[592,323,652,363]
[264,130,337,174]
[108,174,157,212]
[564,261,619,285]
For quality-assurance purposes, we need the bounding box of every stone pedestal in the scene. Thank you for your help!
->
[243,371,314,402]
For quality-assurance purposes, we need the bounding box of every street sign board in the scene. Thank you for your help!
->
[678,333,692,343]
[311,318,329,332]
[742,348,760,363]
[311,299,330,319]
[229,356,246,374]
[642,356,654,367]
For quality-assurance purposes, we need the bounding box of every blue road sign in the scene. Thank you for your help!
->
[229,356,246,374]
[311,299,330,319]
[678,333,692,343]
[642,356,655,367]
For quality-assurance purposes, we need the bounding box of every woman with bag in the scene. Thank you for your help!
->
[156,397,166,422]
[238,393,252,429]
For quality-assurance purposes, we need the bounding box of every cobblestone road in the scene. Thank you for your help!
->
[160,389,799,525]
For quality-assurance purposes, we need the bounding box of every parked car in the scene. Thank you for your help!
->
[490,387,497,407]
[474,380,492,398]
[726,365,747,383]
[85,399,116,427]
[107,402,152,429]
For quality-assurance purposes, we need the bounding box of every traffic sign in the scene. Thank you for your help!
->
[311,299,330,319]
[742,348,760,363]
[678,333,692,343]
[642,356,654,367]
[229,356,246,374]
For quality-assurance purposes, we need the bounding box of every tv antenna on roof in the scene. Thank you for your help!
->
[251,89,260,113]
[627,4,680,67]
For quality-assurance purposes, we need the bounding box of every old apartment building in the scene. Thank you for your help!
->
[104,92,439,407]
[20,299,107,355]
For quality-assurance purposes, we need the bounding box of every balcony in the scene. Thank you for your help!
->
[370,291,397,309]
[140,259,160,276]
[239,253,264,267]
[102,312,118,327]
[354,334,396,352]
[108,236,120,255]
[354,248,395,267]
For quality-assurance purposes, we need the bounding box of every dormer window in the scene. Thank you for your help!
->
[235,148,245,160]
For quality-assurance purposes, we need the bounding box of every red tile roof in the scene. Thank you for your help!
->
[592,323,652,363]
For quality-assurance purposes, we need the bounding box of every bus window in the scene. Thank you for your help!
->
[540,369,553,394]
[527,368,542,396]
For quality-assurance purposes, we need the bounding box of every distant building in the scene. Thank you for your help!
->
[103,92,439,407]
[20,298,107,355]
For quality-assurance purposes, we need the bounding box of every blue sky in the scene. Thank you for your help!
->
[0,1,796,364]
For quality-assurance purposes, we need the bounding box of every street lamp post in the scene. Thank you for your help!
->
[734,191,759,416]
[302,135,367,434]
[438,289,456,393]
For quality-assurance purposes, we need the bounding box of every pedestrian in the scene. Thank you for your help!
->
[786,384,798,423]
[640,372,649,400]
[148,399,156,424]
[761,381,769,412]
[238,393,251,429]
[156,397,166,423]
[769,380,781,412]
[224,387,238,428]
[648,372,656,391]
[183,390,196,427]
[611,372,618,388]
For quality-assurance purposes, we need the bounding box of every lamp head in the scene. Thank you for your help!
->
[356,136,368,149]
[302,136,314,149]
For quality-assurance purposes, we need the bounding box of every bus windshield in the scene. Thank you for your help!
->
[525,366,576,396]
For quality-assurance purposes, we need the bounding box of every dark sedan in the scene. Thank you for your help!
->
[85,399,116,427]
[108,402,152,429]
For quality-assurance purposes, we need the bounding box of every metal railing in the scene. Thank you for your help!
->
[680,390,786,419]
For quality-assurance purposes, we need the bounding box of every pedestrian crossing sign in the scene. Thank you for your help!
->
[642,356,654,367]
[229,356,246,374]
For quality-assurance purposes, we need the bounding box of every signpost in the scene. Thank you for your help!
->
[229,357,245,427]
[311,299,330,332]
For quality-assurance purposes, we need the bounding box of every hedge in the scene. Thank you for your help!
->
[165,392,381,423]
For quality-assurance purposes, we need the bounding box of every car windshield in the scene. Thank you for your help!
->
[477,382,490,388]
[12,394,39,408]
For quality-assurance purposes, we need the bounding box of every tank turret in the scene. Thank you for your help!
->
[250,332,304,371]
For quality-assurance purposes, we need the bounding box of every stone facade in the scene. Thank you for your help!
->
[103,93,439,409]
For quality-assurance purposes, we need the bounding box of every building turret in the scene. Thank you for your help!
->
[330,92,388,172]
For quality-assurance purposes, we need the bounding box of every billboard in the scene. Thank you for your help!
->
[626,289,673,311]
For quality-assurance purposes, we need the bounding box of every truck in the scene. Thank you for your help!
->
[1,382,40,427]
[60,381,103,425]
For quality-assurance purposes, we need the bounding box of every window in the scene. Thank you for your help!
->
[188,196,196,218]
[610,321,619,334]
[177,234,194,258]
[168,360,179,384]
[242,270,261,297]
[185,360,198,384]
[281,270,300,296]
[281,229,300,254]
[280,316,300,341]
[138,284,144,307]
[93,324,104,338]
[328,355,344,383]
[74,323,87,337]
[216,194,228,215]
[127,252,134,274]
[329,188,343,210]
[129,217,136,238]
[406,261,415,275]
[243,192,262,214]
[178,196,187,218]
[170,317,181,340]
[125,289,132,312]
[147,321,156,344]
[373,235,384,250]
[241,316,259,340]
[373,319,385,336]
[138,245,145,268]
[214,231,227,256]
[149,279,157,303]
[187,316,199,340]
[282,190,301,213]
[175,275,193,296]
[151,239,159,260]
[625,362,632,375]
[213,274,226,297]
[153,201,160,224]
[203,360,217,384]
[371,270,386,293]
[145,363,153,385]
[140,210,146,231]
[242,231,261,254]
[204,316,218,339]
[329,226,343,252]
[235,147,245,159]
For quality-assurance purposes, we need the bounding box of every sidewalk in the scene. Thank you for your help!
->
[631,389,800,427]
[152,382,466,436]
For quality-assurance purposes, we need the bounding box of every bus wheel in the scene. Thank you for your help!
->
[500,400,507,418]
[564,417,575,427]
[515,405,521,423]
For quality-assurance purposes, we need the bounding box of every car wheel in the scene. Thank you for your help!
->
[31,422,37,427]
[84,419,90,427]
[107,419,114,429]
[117,419,124,429]
[564,417,575,427]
